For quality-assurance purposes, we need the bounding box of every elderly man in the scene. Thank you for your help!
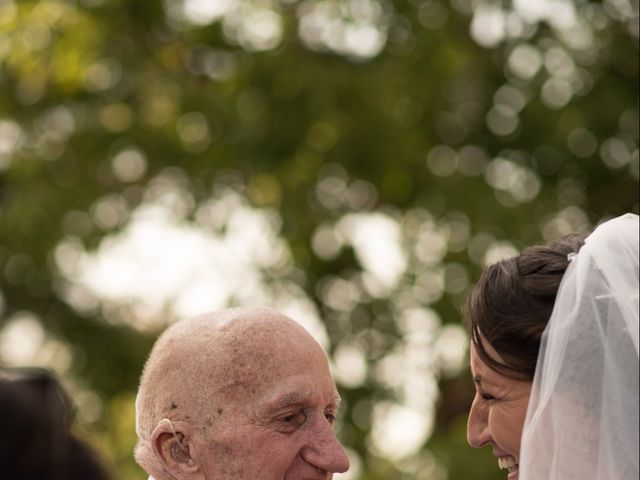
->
[135,307,350,480]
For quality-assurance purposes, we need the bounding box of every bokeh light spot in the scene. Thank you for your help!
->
[111,148,148,183]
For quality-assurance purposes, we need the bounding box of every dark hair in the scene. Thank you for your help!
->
[464,233,587,380]
[0,369,111,480]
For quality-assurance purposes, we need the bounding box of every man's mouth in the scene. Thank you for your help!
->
[498,455,518,475]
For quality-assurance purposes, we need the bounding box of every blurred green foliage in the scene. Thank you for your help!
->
[0,0,637,479]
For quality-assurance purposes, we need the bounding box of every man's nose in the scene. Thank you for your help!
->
[301,419,350,474]
[467,395,490,448]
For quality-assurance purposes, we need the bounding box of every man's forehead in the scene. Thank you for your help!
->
[203,322,333,403]
[160,309,317,365]
[166,308,299,339]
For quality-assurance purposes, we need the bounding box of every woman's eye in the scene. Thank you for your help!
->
[481,393,495,401]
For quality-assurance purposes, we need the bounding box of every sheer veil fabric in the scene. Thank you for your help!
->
[520,214,639,479]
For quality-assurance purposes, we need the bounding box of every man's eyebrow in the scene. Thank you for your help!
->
[273,391,308,408]
[268,391,342,410]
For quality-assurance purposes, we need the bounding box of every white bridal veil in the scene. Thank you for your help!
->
[519,213,639,480]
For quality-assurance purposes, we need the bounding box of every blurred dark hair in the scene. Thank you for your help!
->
[464,233,587,380]
[0,368,111,480]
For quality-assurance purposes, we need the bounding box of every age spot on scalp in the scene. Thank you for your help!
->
[170,402,177,409]
[217,407,224,416]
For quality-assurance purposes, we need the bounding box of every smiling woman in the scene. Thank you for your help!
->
[463,214,639,480]
[467,340,532,477]
[463,229,586,479]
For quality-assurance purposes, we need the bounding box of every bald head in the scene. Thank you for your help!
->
[134,307,336,478]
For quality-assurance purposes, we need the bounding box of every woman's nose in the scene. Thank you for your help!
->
[467,395,490,448]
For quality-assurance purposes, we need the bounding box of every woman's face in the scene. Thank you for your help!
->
[467,341,532,480]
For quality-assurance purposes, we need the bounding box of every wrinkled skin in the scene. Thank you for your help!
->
[136,308,349,480]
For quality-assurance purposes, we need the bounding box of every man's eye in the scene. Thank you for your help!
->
[279,412,306,427]
[481,393,495,401]
[325,413,336,425]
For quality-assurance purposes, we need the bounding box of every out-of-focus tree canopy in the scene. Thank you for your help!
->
[0,0,637,478]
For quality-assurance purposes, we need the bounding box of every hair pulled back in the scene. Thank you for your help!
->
[464,233,587,380]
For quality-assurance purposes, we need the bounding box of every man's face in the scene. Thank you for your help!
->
[192,325,350,480]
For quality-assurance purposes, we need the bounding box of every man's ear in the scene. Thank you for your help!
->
[151,420,200,478]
